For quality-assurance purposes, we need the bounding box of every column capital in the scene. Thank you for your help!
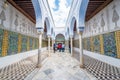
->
[36,27,44,35]
[77,26,84,34]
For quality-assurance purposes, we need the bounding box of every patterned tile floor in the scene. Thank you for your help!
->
[73,51,120,80]
[0,55,37,80]
[32,53,97,80]
[84,55,120,80]
[1,50,120,80]
[0,51,49,80]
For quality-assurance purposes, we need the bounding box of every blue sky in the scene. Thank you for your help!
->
[48,0,72,27]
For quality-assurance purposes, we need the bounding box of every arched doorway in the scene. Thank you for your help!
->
[55,34,65,44]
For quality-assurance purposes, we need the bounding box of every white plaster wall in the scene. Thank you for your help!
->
[0,49,38,69]
[73,47,120,68]
[83,0,120,38]
[0,47,47,69]
[0,0,38,38]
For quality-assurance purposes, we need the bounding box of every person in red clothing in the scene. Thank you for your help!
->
[58,43,62,52]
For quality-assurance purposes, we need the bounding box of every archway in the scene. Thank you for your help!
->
[55,34,65,44]
[69,17,77,55]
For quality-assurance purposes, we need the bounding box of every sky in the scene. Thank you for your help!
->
[48,0,72,27]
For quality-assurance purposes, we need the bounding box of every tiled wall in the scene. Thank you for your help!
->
[0,28,39,57]
[81,0,120,59]
[73,40,79,48]
[42,40,48,47]
[83,30,120,59]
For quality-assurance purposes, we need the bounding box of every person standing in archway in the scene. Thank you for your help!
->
[53,43,56,53]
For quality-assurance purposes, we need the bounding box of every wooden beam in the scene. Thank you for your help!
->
[86,0,113,21]
[7,0,35,23]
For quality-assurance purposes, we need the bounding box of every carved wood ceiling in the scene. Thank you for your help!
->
[86,0,113,21]
[8,0,113,23]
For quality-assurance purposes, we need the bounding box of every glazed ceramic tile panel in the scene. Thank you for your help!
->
[34,39,38,49]
[90,37,94,52]
[8,31,18,55]
[32,39,35,49]
[42,40,48,47]
[115,31,120,58]
[2,30,8,56]
[0,29,4,56]
[86,37,91,51]
[18,34,22,53]
[103,32,117,58]
[21,35,27,52]
[93,36,100,53]
[29,37,33,50]
[100,35,104,54]
[73,40,79,48]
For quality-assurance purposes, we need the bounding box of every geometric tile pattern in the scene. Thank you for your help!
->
[0,27,39,57]
[0,29,4,57]
[73,40,79,48]
[0,55,37,80]
[35,39,38,49]
[83,38,87,50]
[84,54,120,80]
[93,36,100,53]
[42,40,48,47]
[83,31,120,58]
[99,35,104,54]
[18,34,22,53]
[1,30,8,57]
[86,37,91,51]
[115,31,120,58]
[90,37,94,52]
[21,35,27,52]
[8,31,18,55]
[103,32,117,58]
[29,37,33,50]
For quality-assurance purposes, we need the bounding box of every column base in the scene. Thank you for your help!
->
[36,64,41,68]
[80,64,84,68]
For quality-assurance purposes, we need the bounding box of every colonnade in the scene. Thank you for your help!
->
[36,30,84,68]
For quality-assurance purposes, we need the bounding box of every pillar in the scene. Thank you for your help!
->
[65,40,69,53]
[52,39,55,53]
[36,33,42,68]
[79,32,84,68]
[70,36,73,56]
[48,35,51,56]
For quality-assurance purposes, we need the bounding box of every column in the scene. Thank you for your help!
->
[48,35,51,56]
[37,33,42,68]
[65,40,69,53]
[79,32,84,68]
[70,36,73,56]
[52,39,55,53]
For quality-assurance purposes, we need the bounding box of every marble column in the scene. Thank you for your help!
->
[79,32,84,68]
[65,40,69,53]
[52,39,55,52]
[48,35,51,56]
[70,36,73,56]
[37,33,42,68]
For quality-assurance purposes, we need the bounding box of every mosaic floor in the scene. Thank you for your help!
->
[0,51,48,80]
[1,51,120,80]
[0,56,37,80]
[84,55,120,80]
[31,53,97,80]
